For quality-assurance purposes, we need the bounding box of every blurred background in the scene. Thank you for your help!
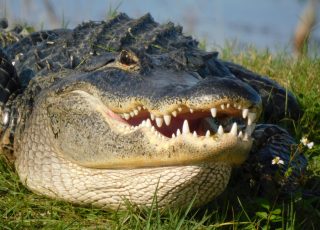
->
[1,0,320,54]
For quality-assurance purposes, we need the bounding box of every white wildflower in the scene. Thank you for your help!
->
[272,156,284,165]
[307,142,314,149]
[300,136,314,149]
[300,136,309,146]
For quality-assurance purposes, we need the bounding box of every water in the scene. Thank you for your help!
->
[1,0,320,52]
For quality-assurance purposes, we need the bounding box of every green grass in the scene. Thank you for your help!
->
[1,46,319,229]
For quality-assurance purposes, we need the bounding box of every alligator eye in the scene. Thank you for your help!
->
[119,50,138,66]
[103,50,140,72]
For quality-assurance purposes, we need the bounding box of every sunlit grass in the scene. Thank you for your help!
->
[0,45,319,229]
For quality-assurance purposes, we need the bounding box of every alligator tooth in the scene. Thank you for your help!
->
[237,105,242,110]
[150,114,155,120]
[161,136,165,140]
[205,130,211,137]
[230,122,238,136]
[123,113,130,120]
[190,108,194,113]
[155,117,163,127]
[130,111,135,117]
[233,103,237,108]
[210,108,217,117]
[221,104,225,110]
[172,111,177,117]
[247,112,256,125]
[2,111,9,125]
[140,120,146,127]
[137,106,142,111]
[178,107,182,112]
[217,125,224,135]
[133,109,139,115]
[226,103,230,108]
[242,109,249,119]
[176,129,181,136]
[182,120,190,134]
[146,119,152,127]
[193,131,197,137]
[142,106,146,109]
[164,115,172,126]
[151,126,155,132]
[172,133,176,138]
[238,131,243,138]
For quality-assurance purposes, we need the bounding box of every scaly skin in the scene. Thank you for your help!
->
[0,14,306,209]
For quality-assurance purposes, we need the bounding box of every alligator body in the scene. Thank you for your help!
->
[0,14,306,209]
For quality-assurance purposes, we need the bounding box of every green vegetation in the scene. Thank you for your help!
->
[106,1,123,20]
[0,46,319,229]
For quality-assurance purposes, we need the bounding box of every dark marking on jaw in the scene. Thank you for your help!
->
[171,146,175,153]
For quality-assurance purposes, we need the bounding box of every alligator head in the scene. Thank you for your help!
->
[42,49,262,169]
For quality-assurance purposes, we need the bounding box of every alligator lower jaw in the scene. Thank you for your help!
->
[82,132,253,169]
[105,116,254,168]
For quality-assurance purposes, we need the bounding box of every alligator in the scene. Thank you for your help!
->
[0,14,307,210]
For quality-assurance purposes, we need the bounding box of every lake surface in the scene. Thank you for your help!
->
[1,0,320,52]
